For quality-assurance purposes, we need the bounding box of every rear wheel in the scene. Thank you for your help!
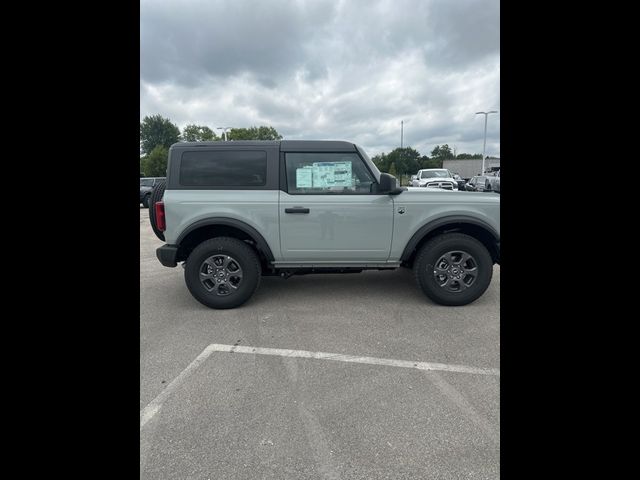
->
[142,194,150,208]
[413,233,493,306]
[184,237,261,309]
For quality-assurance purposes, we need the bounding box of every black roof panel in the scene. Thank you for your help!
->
[169,140,357,152]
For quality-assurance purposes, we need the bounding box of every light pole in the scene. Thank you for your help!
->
[475,111,498,175]
[217,127,232,141]
[400,120,404,184]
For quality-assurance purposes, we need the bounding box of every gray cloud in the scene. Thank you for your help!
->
[141,0,500,158]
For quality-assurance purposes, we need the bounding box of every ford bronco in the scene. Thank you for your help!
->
[149,140,500,309]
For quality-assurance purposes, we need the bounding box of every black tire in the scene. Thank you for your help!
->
[184,237,262,309]
[148,181,166,241]
[413,233,493,306]
[142,194,150,208]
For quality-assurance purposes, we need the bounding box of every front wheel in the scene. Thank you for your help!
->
[413,233,494,306]
[184,237,262,309]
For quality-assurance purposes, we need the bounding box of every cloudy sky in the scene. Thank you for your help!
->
[140,0,499,158]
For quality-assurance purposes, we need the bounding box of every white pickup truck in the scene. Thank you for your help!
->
[411,169,459,190]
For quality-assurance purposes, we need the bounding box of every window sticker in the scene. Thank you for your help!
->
[331,162,352,187]
[296,166,314,188]
[311,161,352,188]
[295,161,354,189]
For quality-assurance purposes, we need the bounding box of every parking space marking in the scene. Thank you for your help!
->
[210,344,500,377]
[140,344,217,430]
[428,372,499,444]
[140,343,499,429]
[283,358,341,480]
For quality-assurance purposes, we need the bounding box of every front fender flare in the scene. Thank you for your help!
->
[400,215,500,262]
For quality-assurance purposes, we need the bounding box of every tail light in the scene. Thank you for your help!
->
[155,201,166,231]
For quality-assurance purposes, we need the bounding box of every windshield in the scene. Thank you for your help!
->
[420,170,449,179]
[140,179,153,186]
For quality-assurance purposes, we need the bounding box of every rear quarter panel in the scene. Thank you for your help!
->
[162,190,281,258]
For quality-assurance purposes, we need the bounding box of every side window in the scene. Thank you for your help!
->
[180,150,267,186]
[285,153,375,194]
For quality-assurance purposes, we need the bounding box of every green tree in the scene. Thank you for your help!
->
[388,162,397,177]
[140,145,169,177]
[430,144,454,160]
[140,115,181,154]
[182,124,218,142]
[456,153,482,159]
[420,155,442,169]
[386,147,421,176]
[227,126,283,140]
[372,153,390,173]
[373,148,421,176]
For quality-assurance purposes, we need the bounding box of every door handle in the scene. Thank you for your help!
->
[285,207,310,214]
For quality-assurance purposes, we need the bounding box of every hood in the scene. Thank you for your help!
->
[401,188,500,203]
[417,176,455,182]
[405,186,452,192]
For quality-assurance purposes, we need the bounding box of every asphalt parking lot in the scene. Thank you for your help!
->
[140,207,500,479]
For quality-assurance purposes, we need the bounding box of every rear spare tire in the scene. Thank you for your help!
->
[148,180,166,241]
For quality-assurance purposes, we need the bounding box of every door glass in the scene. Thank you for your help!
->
[285,153,375,194]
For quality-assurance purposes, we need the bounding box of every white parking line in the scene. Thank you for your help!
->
[140,344,217,429]
[140,343,499,429]
[212,344,500,377]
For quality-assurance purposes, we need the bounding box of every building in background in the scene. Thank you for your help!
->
[443,157,500,179]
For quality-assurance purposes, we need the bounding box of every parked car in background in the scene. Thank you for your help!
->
[411,169,459,190]
[140,177,166,207]
[452,173,467,191]
[486,170,500,193]
[465,175,493,192]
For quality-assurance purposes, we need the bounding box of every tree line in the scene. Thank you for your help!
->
[140,114,283,177]
[140,114,483,180]
[371,144,482,181]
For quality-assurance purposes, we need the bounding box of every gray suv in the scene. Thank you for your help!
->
[150,140,500,309]
[140,177,165,207]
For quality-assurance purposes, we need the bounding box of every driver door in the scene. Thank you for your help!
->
[279,152,394,262]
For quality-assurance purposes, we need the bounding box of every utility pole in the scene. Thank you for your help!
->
[475,111,498,175]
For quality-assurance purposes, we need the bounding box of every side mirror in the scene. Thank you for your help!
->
[379,173,405,195]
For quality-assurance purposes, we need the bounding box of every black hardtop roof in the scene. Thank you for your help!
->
[170,140,358,152]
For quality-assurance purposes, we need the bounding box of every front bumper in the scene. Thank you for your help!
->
[156,245,179,267]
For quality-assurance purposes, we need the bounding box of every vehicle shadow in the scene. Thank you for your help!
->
[250,267,498,308]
